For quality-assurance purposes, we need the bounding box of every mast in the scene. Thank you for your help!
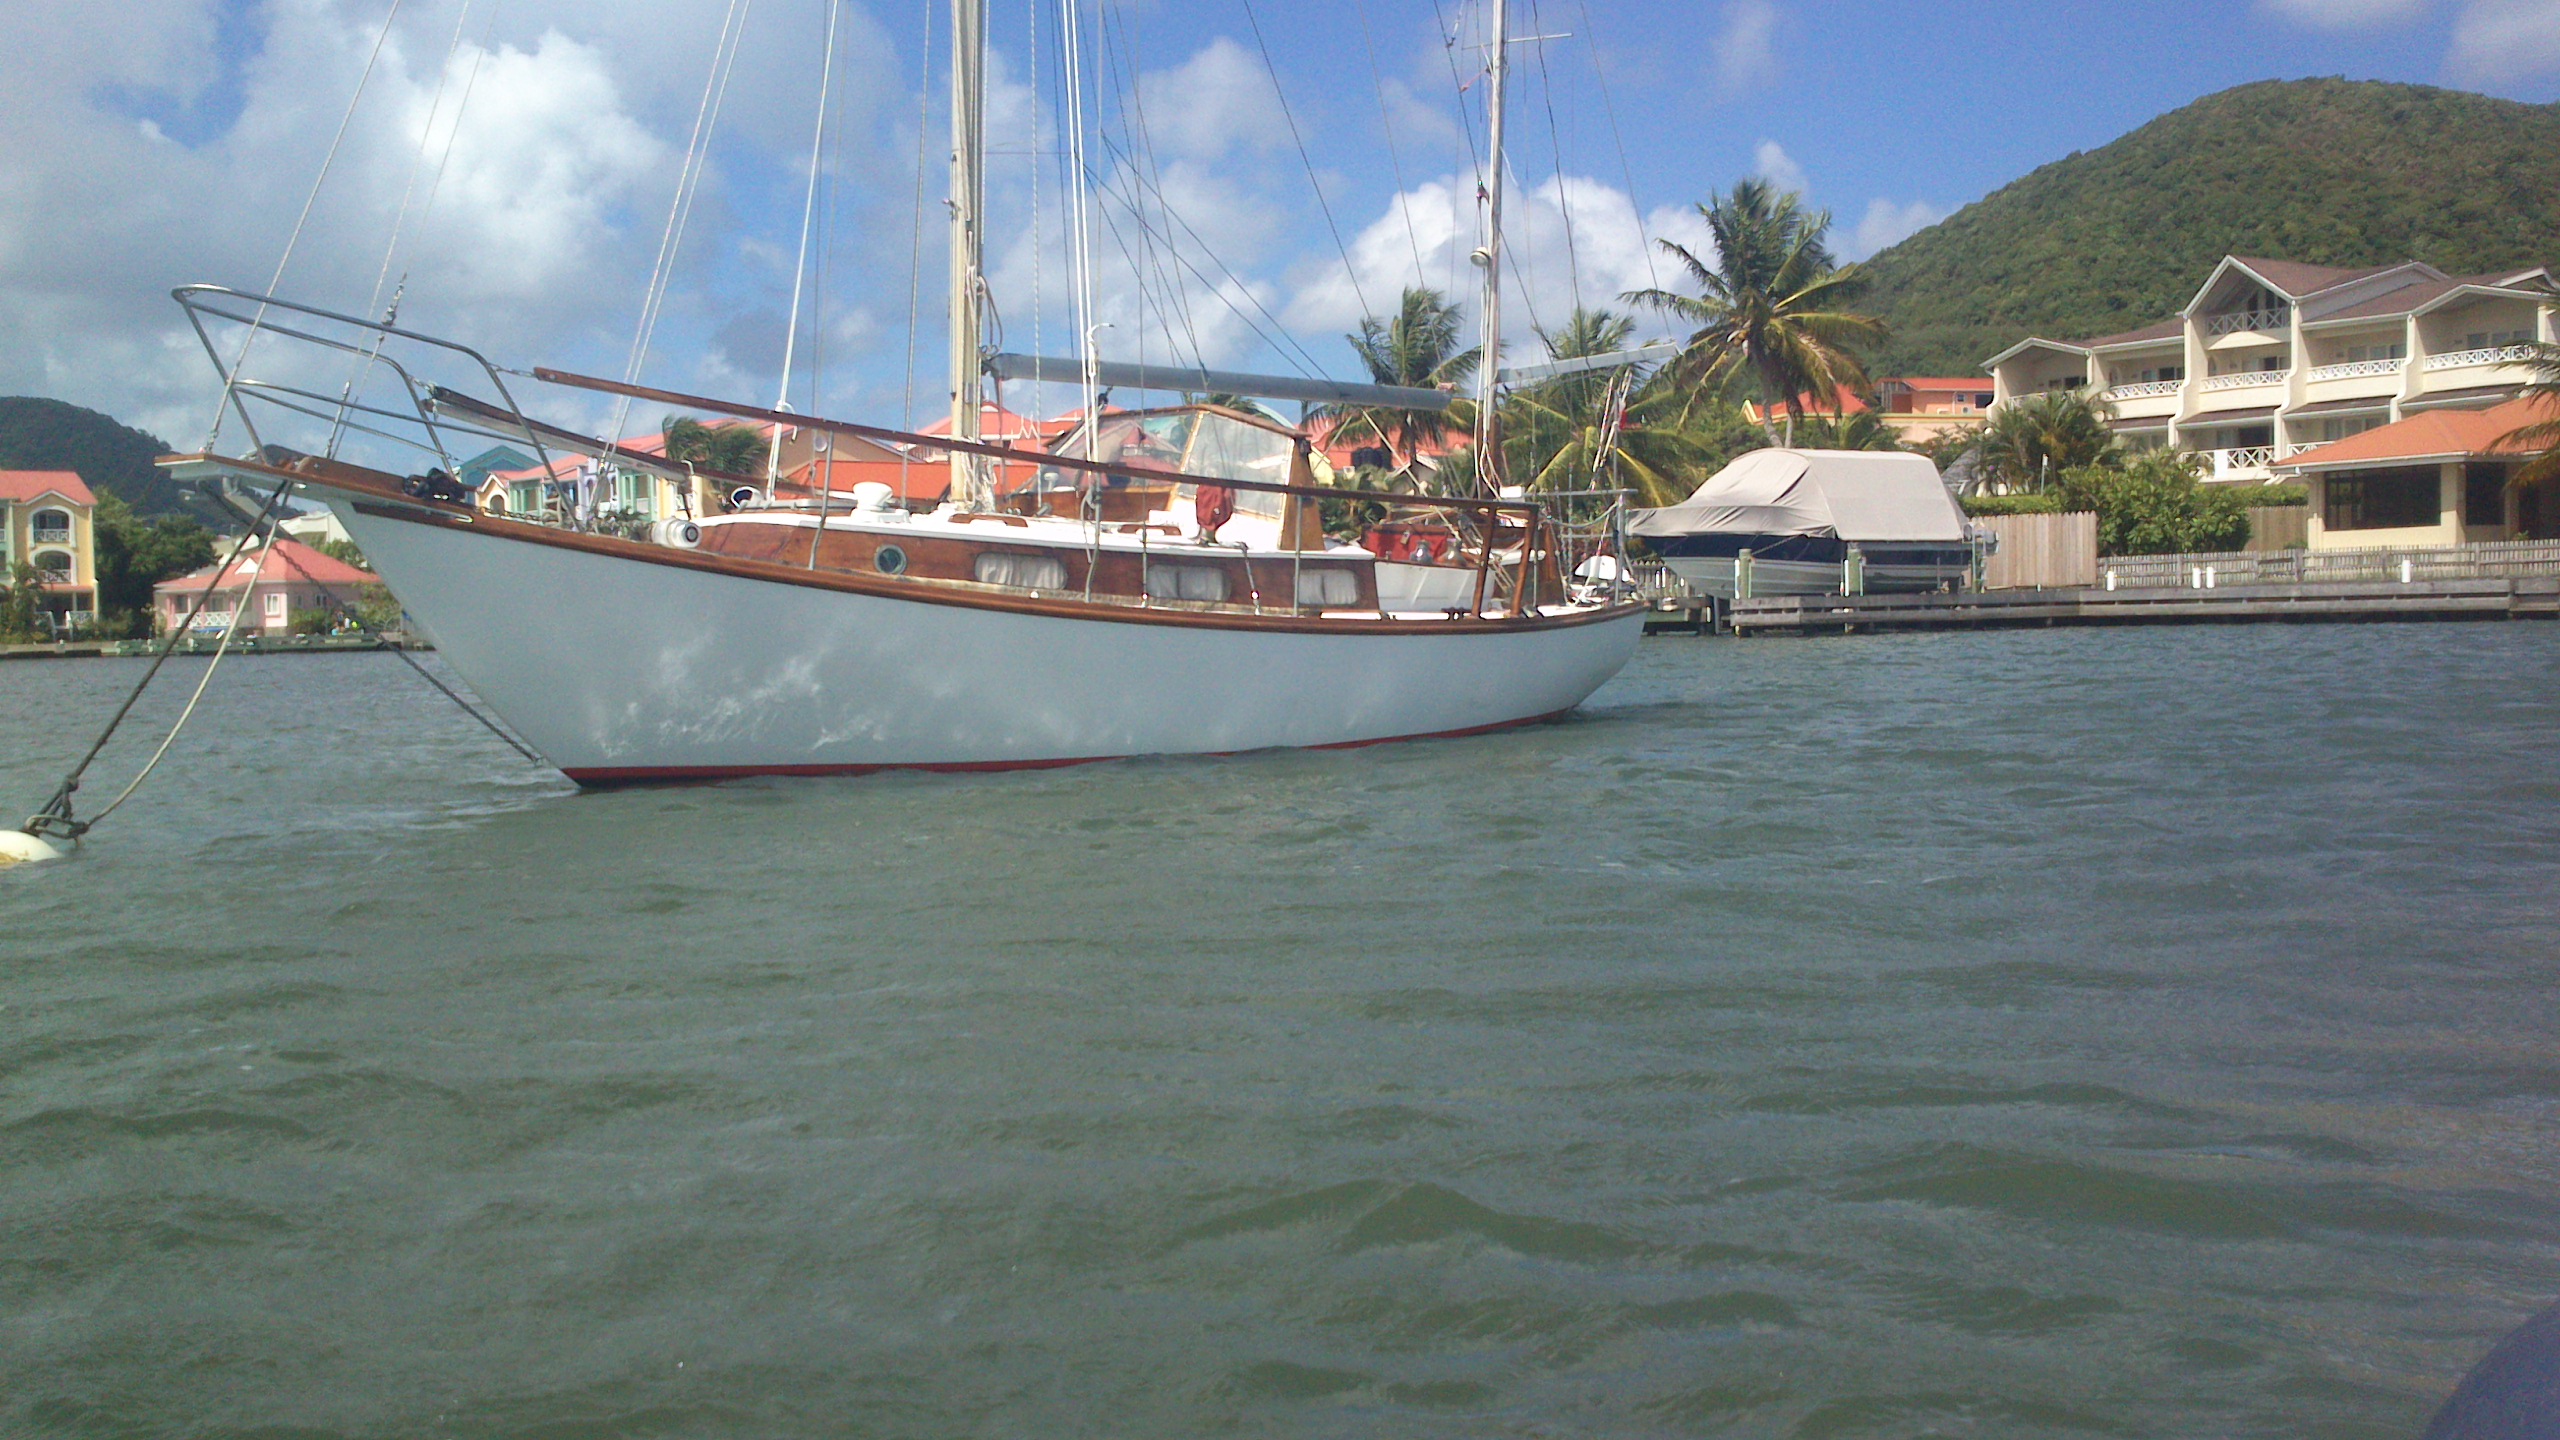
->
[948,0,989,509]
[1471,0,1508,497]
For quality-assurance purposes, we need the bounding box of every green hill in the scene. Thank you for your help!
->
[1860,79,2560,375]
[0,396,199,517]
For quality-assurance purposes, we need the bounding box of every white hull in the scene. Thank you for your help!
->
[337,505,1642,781]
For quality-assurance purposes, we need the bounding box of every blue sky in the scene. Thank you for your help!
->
[4,0,2556,446]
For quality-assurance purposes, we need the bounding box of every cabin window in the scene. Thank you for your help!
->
[2326,468,2441,531]
[2465,466,2510,528]
[974,552,1067,590]
[1295,568,1359,608]
[875,544,909,576]
[1143,563,1228,603]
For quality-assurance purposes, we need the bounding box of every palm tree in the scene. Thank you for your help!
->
[1792,407,1902,452]
[661,415,768,476]
[2499,342,2560,490]
[1625,178,1886,444]
[1307,286,1478,467]
[1976,389,2116,491]
[1500,308,1711,502]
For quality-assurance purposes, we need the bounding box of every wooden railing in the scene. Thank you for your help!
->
[2202,369,2288,391]
[2424,344,2539,371]
[2306,358,2402,381]
[2204,307,2289,336]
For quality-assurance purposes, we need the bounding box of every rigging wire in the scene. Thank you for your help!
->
[1353,0,1429,290]
[1427,0,1484,305]
[1530,0,1583,319]
[1237,0,1370,322]
[769,0,845,491]
[1574,0,1658,294]
[206,0,409,452]
[610,0,753,456]
[1096,4,1203,372]
[898,0,935,504]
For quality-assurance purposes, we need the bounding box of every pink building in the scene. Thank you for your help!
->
[153,537,377,636]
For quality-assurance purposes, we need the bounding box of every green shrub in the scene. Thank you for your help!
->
[2058,451,2252,556]
[2229,481,2307,507]
[1961,492,2065,516]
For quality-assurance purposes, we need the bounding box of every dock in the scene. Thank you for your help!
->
[1717,577,2560,635]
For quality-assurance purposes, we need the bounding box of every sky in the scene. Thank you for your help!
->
[2,0,2557,451]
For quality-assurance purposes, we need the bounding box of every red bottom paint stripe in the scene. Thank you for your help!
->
[557,708,1575,787]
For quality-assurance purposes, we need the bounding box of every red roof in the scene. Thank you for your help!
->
[0,470,94,505]
[2281,395,2557,471]
[155,537,375,593]
[1744,386,1871,422]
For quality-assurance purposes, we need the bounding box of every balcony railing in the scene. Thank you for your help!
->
[30,525,71,545]
[2306,358,2403,382]
[2204,307,2290,337]
[2202,369,2290,391]
[2423,343,2540,371]
[2105,379,2181,400]
[2206,446,2275,478]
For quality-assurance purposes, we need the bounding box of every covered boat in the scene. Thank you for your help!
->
[1630,448,1978,597]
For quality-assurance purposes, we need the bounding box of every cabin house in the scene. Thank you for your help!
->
[0,470,99,634]
[153,537,377,636]
[2273,395,2554,550]
[1984,256,2557,483]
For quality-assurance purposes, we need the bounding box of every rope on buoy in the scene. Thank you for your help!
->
[18,477,297,849]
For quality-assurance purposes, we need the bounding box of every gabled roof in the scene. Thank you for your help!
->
[2277,395,2555,472]
[2308,272,2555,325]
[0,470,94,506]
[2221,257,2410,300]
[2082,318,2186,350]
[155,537,375,593]
[1980,336,2090,370]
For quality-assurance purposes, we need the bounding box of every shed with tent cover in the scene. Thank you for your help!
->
[1630,448,1978,597]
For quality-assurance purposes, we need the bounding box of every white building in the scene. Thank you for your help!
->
[1984,256,2557,483]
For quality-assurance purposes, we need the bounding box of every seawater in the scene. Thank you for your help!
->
[3,627,2558,1439]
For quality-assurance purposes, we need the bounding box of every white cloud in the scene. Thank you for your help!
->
[1135,37,1286,162]
[2447,0,2560,81]
[1281,171,1716,356]
[2257,0,2428,27]
[1752,140,1808,196]
[0,0,896,448]
[1850,198,1946,259]
[1712,0,1780,96]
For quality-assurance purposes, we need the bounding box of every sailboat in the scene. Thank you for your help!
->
[157,0,1644,785]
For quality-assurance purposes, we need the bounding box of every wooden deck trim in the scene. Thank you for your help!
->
[163,451,1639,637]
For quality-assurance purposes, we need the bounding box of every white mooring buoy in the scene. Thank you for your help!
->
[0,831,70,867]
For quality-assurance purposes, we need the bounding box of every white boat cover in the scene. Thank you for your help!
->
[1628,449,1968,542]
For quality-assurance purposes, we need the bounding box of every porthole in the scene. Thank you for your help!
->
[876,544,909,575]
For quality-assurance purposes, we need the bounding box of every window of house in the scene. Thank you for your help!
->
[31,508,70,542]
[2465,465,2510,528]
[2464,328,2532,350]
[264,591,287,621]
[2326,468,2442,531]
[2043,375,2085,392]
[34,549,72,579]
[2313,415,2386,444]
[2339,341,2406,364]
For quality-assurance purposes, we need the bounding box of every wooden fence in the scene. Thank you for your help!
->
[2244,505,2308,552]
[1979,511,2097,590]
[2095,537,2560,589]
